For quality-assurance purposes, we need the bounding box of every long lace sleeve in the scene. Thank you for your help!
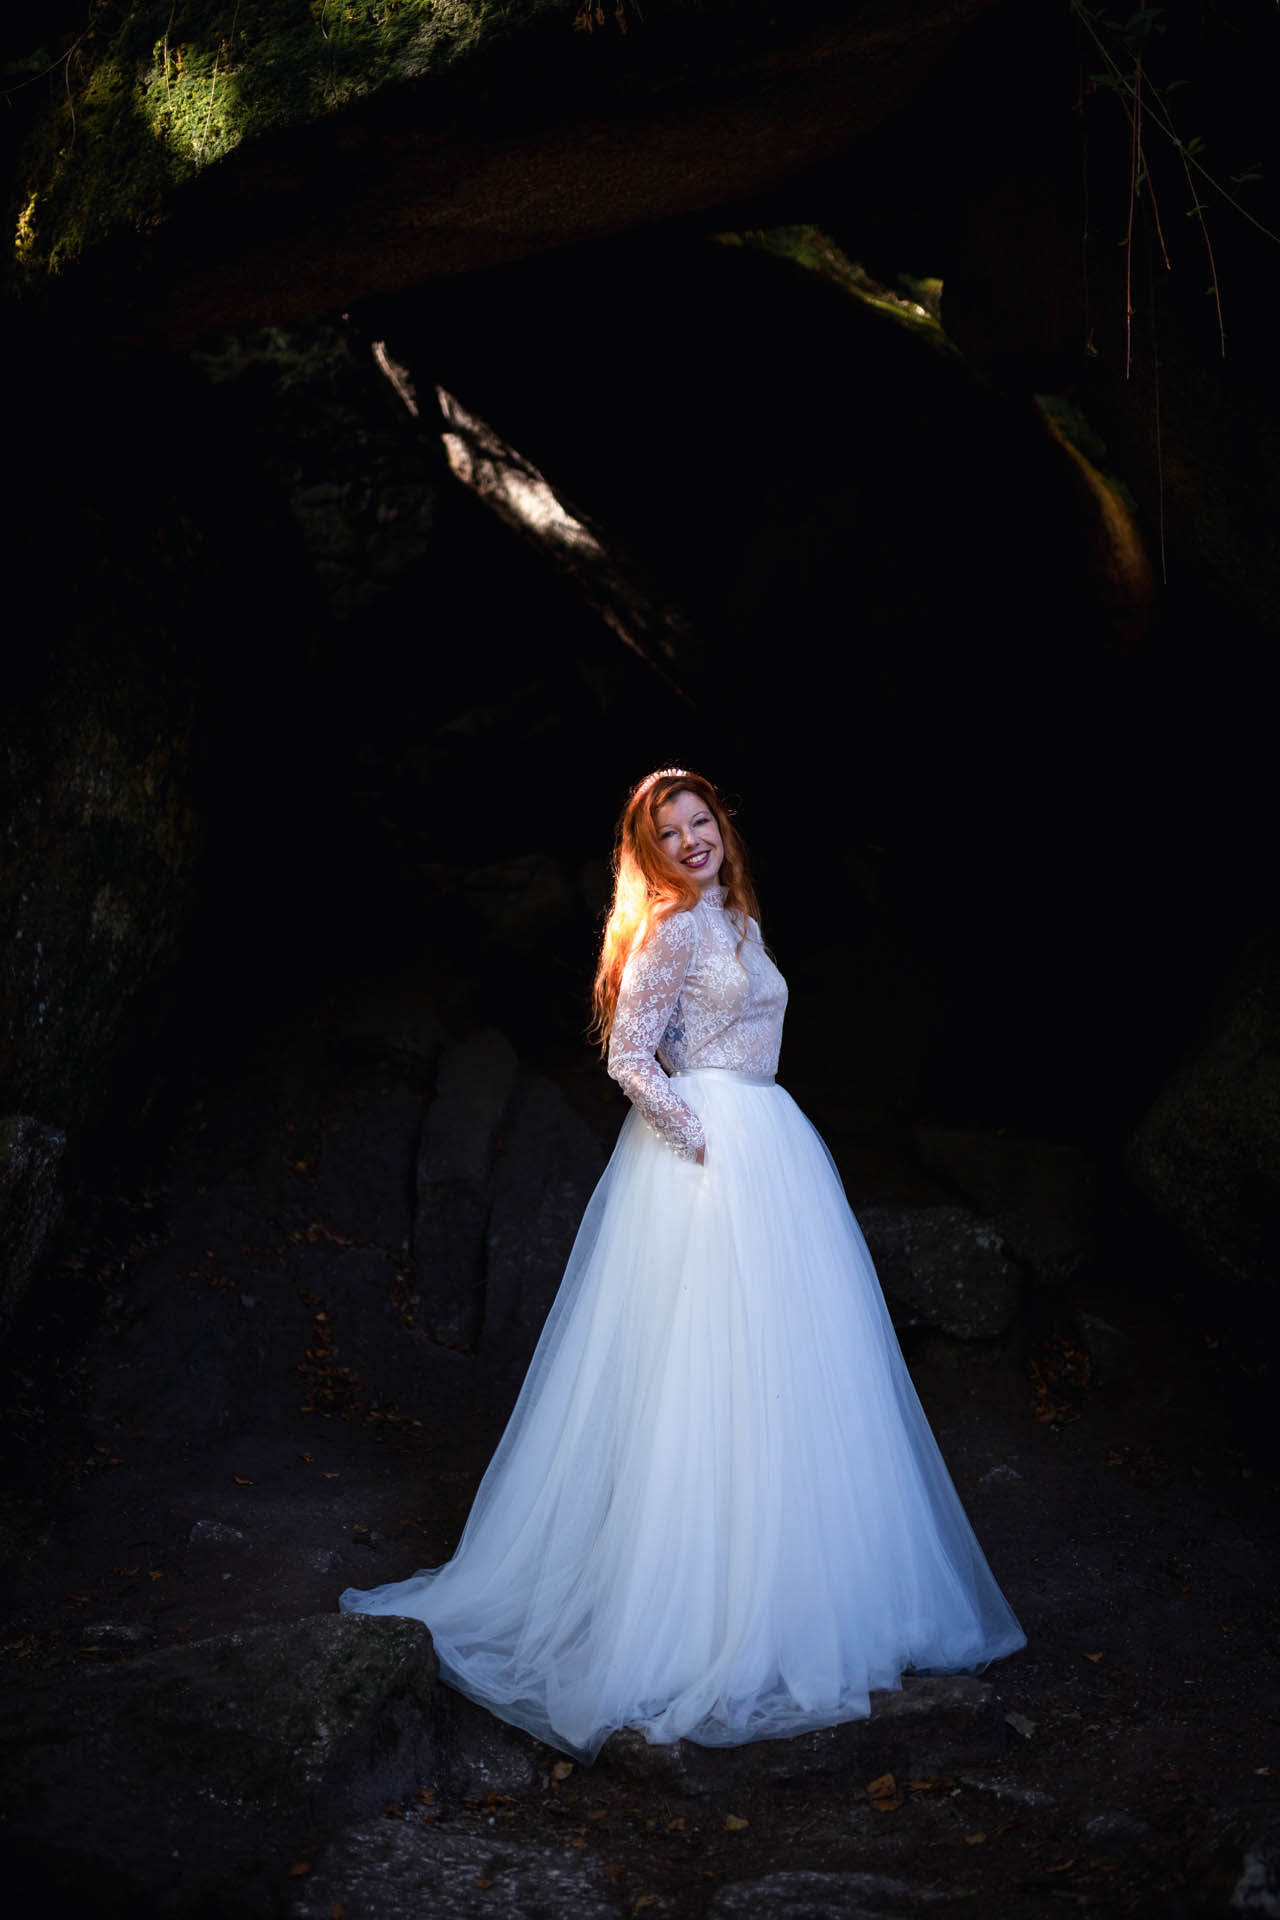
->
[608,913,706,1162]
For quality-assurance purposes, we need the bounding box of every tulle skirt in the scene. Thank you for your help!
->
[339,1069,1025,1763]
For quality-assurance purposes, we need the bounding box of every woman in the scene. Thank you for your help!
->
[340,768,1025,1761]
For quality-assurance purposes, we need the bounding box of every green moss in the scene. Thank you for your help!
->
[12,0,561,279]
[716,226,960,354]
[12,1,863,284]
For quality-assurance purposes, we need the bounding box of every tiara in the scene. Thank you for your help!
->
[633,766,691,796]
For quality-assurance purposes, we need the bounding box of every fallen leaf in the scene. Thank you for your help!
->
[550,1760,574,1781]
[322,1472,340,1480]
[665,1816,685,1830]
[147,1569,164,1581]
[113,1567,139,1577]
[473,1878,493,1890]
[588,1807,608,1820]
[233,1476,253,1487]
[724,1813,749,1831]
[300,1453,315,1464]
[866,1773,897,1799]
[330,1905,344,1919]
[602,1863,623,1881]
[964,1832,987,1845]
[634,1899,657,1912]
[1047,1858,1077,1874]
[1083,1652,1103,1663]
[288,1862,310,1878]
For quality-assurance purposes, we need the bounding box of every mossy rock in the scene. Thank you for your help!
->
[7,0,999,336]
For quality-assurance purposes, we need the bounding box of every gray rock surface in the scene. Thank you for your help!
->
[1129,932,1280,1293]
[0,1114,65,1335]
[288,1821,618,1920]
[598,1676,1004,1795]
[464,855,576,954]
[915,1125,1097,1286]
[860,1206,1024,1340]
[1,1615,444,1913]
[708,1870,952,1916]
[483,1075,605,1378]
[414,1030,518,1350]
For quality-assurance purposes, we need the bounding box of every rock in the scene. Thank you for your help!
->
[188,1518,246,1545]
[959,1772,1057,1812]
[414,1031,518,1350]
[1191,1804,1280,1919]
[436,1692,544,1798]
[1,1615,444,1914]
[598,1676,1003,1796]
[483,1075,605,1376]
[1083,1810,1156,1849]
[284,1239,474,1418]
[288,1821,618,1920]
[914,1126,1097,1286]
[1071,1308,1131,1385]
[315,1079,423,1252]
[78,1619,154,1650]
[463,855,575,953]
[859,1207,1023,1340]
[96,1276,291,1451]
[341,973,443,1076]
[708,1870,952,1916]
[0,1114,65,1336]
[1129,932,1280,1294]
[13,2,1003,343]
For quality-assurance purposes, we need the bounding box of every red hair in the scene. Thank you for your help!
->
[590,769,761,1051]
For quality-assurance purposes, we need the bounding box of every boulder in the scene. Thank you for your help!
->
[340,972,443,1077]
[598,1675,1004,1796]
[1,1615,445,1915]
[707,1870,951,1916]
[1129,934,1280,1294]
[414,1030,518,1350]
[10,1,1002,343]
[859,1207,1023,1341]
[463,854,576,954]
[483,1074,605,1376]
[914,1125,1097,1287]
[0,1114,65,1335]
[288,1820,617,1920]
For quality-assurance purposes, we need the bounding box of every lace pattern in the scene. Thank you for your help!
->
[607,887,788,1159]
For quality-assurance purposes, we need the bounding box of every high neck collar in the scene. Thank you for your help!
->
[696,884,727,908]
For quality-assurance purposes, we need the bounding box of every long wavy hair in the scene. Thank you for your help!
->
[590,768,761,1052]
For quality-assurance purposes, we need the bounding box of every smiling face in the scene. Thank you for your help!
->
[654,788,725,891]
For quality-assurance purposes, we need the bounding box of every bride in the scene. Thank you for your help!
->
[340,768,1025,1762]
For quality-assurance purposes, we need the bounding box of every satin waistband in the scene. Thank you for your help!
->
[672,1067,777,1088]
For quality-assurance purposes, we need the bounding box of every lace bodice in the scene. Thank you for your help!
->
[607,886,788,1160]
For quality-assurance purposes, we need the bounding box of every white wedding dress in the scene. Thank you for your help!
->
[340,886,1025,1762]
